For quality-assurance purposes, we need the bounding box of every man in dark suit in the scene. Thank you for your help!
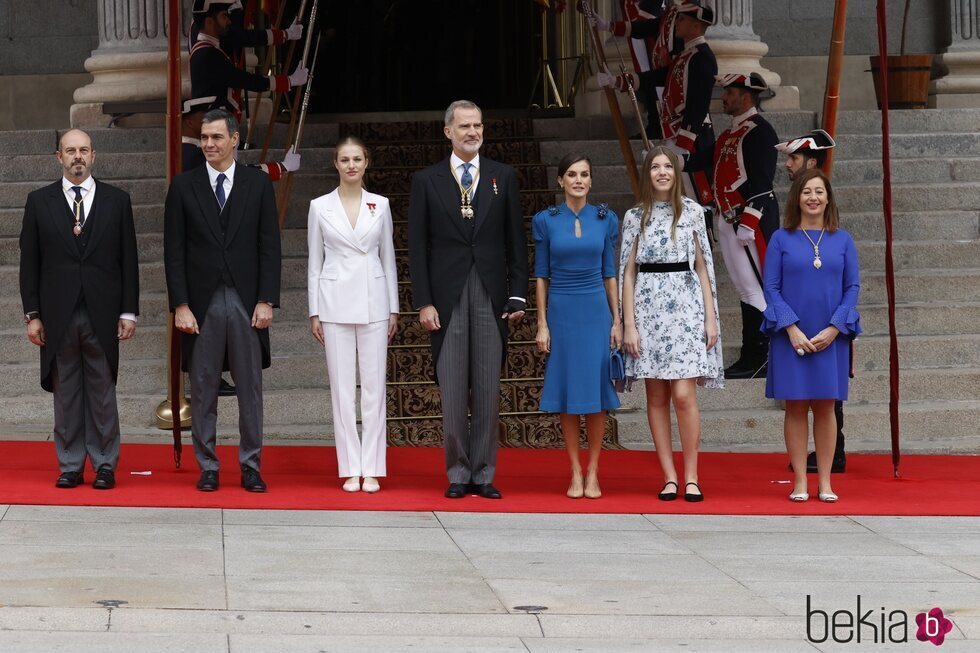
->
[408,100,528,499]
[19,129,139,490]
[164,108,281,493]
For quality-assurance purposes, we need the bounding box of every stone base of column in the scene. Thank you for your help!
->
[930,51,980,108]
[709,38,801,110]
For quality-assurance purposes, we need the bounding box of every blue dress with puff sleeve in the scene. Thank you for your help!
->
[533,203,621,414]
[762,228,861,400]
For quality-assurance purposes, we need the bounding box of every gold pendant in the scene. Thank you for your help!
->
[461,205,474,219]
[73,224,82,236]
[574,217,582,238]
[813,256,822,269]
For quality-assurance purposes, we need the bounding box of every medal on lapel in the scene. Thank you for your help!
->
[492,178,498,195]
[367,202,376,217]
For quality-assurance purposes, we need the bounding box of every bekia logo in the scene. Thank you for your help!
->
[806,596,955,646]
[916,607,954,646]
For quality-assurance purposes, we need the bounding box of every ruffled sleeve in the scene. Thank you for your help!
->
[760,230,801,333]
[531,211,550,279]
[829,231,862,337]
[602,210,620,278]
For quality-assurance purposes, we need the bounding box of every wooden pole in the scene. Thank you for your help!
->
[259,0,310,161]
[277,32,322,228]
[160,0,188,467]
[577,0,640,197]
[821,0,848,177]
[245,0,288,148]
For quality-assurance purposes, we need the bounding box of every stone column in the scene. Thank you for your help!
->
[71,0,195,127]
[931,0,980,108]
[706,0,799,109]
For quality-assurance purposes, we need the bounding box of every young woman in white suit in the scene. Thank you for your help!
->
[308,136,398,493]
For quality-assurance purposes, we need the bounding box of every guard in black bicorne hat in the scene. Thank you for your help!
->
[685,71,779,380]
[190,0,308,123]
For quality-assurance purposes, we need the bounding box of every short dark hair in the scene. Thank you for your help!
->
[201,108,238,136]
[556,152,590,178]
[801,149,828,169]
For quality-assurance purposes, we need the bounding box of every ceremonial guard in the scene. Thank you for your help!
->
[685,73,779,379]
[190,0,308,123]
[591,1,681,139]
[777,129,847,472]
[660,1,716,205]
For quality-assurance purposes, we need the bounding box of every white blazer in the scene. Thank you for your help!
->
[307,189,399,324]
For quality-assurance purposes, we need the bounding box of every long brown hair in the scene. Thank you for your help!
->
[334,135,370,189]
[783,168,839,232]
[636,145,685,240]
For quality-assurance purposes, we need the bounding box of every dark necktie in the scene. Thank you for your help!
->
[215,173,227,211]
[460,163,472,188]
[71,186,85,226]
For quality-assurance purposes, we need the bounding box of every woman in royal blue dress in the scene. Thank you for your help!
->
[762,169,861,503]
[533,153,622,499]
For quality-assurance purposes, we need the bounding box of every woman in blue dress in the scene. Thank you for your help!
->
[533,153,621,499]
[762,169,861,503]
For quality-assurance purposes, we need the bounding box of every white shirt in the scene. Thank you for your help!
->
[206,160,236,205]
[732,106,758,128]
[62,175,95,224]
[62,175,136,323]
[450,152,480,195]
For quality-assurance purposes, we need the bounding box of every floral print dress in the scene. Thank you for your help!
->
[618,197,724,388]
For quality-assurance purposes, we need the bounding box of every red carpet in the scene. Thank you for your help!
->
[0,441,977,515]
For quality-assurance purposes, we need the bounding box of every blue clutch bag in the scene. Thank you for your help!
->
[609,348,625,382]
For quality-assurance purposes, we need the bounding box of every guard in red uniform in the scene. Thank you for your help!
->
[592,1,681,138]
[190,0,308,123]
[686,72,779,379]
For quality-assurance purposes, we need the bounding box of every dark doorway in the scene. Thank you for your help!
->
[306,0,541,113]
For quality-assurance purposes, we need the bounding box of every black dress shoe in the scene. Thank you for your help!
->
[197,470,219,491]
[240,466,267,492]
[444,483,468,499]
[471,483,502,499]
[92,466,115,490]
[55,471,84,488]
[219,378,236,397]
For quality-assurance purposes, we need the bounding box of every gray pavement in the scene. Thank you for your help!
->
[0,506,976,652]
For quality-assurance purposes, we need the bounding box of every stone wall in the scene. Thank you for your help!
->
[755,0,947,57]
[0,0,98,74]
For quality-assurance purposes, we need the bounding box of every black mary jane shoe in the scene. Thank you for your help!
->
[658,480,679,501]
[684,482,705,503]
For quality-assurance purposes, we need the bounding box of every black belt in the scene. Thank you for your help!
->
[638,262,689,273]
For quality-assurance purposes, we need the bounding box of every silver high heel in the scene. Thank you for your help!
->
[818,491,839,503]
[789,491,809,502]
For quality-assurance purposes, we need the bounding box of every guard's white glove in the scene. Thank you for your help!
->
[736,223,756,244]
[590,14,611,32]
[285,19,303,41]
[282,146,301,172]
[288,66,309,88]
[596,71,616,89]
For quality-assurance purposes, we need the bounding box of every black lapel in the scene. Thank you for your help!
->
[81,180,109,259]
[433,160,470,241]
[472,159,497,238]
[223,167,249,244]
[190,166,224,243]
[44,184,79,259]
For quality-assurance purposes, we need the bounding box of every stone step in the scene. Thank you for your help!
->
[831,108,980,135]
[615,399,980,448]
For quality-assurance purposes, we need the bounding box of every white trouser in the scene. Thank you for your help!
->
[322,320,388,478]
[715,213,767,312]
